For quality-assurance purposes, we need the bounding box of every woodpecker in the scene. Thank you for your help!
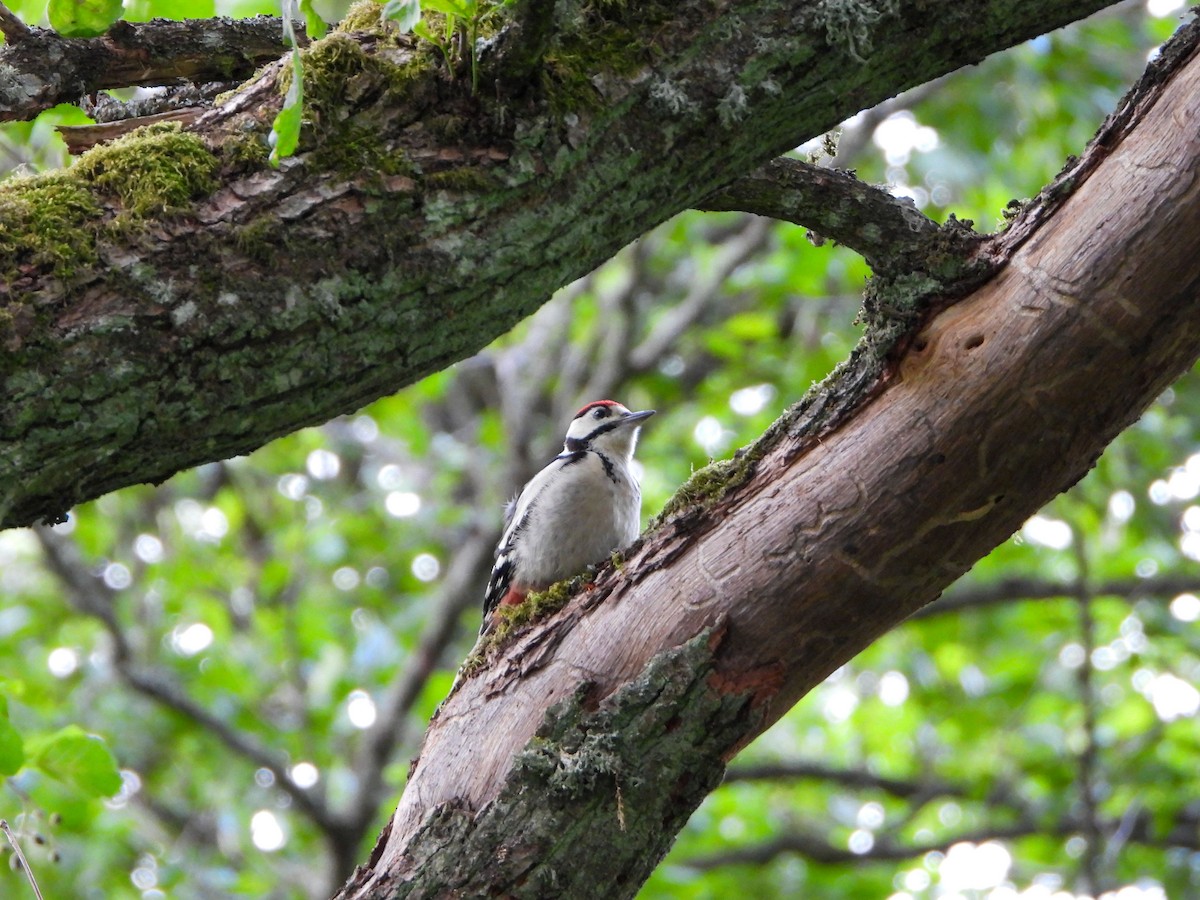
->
[481,399,655,633]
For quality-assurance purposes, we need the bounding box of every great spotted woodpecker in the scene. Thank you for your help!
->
[481,400,654,633]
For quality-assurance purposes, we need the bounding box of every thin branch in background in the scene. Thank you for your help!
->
[0,819,44,900]
[684,821,1064,871]
[1072,537,1105,894]
[914,573,1200,618]
[627,215,771,375]
[827,78,946,168]
[723,761,961,800]
[0,3,31,43]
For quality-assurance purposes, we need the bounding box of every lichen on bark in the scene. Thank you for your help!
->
[359,625,758,900]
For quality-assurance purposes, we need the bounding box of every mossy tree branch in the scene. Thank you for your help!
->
[698,157,981,278]
[0,0,1127,529]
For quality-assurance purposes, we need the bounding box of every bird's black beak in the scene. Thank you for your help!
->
[620,409,655,426]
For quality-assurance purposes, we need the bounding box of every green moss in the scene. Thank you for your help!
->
[336,0,384,33]
[73,123,219,216]
[541,1,675,113]
[425,113,469,142]
[222,131,271,170]
[311,122,415,178]
[459,572,592,675]
[294,32,435,123]
[232,216,278,264]
[0,174,100,279]
[425,165,495,192]
[650,455,756,526]
[282,31,437,173]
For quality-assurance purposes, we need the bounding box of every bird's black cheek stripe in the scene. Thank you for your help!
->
[581,417,639,444]
[564,437,587,453]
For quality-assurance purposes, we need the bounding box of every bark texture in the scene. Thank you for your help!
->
[335,20,1200,899]
[0,16,296,122]
[0,0,1119,529]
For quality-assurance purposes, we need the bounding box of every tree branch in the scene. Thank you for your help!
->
[684,821,1061,871]
[917,573,1200,618]
[0,3,31,44]
[336,18,1200,896]
[0,15,297,123]
[0,0,1126,530]
[683,803,1200,873]
[723,762,963,800]
[1073,539,1105,894]
[697,157,978,276]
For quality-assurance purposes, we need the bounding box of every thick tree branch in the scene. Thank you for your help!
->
[0,15,297,123]
[336,19,1200,897]
[0,0,1124,530]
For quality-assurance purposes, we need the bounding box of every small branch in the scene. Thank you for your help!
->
[684,821,1058,871]
[723,761,960,800]
[697,157,982,276]
[0,3,31,43]
[0,819,44,900]
[917,574,1200,618]
[58,110,205,154]
[0,15,299,123]
[627,216,771,375]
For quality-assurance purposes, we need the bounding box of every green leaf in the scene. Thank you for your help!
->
[0,716,23,776]
[27,726,122,798]
[300,0,328,40]
[46,0,124,37]
[270,50,305,167]
[382,0,421,32]
[423,0,472,17]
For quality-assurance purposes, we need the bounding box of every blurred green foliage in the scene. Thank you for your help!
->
[1,1,1199,899]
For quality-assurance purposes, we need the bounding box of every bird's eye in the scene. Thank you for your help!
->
[593,408,607,419]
